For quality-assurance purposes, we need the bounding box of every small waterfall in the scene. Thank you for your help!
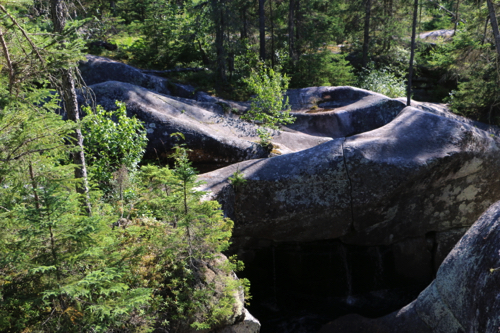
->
[339,244,354,305]
[373,246,384,289]
[272,245,278,310]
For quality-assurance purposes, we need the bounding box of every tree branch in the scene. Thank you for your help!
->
[0,27,15,94]
[0,4,45,67]
[426,0,466,24]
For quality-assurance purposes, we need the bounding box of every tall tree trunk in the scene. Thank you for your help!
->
[407,0,419,106]
[482,16,490,45]
[259,0,266,60]
[270,0,275,68]
[487,0,500,58]
[288,0,296,66]
[362,0,372,68]
[50,0,91,214]
[295,0,301,54]
[212,0,226,87]
[382,0,393,52]
[241,4,248,39]
[110,0,116,16]
[454,0,460,32]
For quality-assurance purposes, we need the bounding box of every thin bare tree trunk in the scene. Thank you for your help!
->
[212,0,226,86]
[407,0,419,106]
[482,16,490,45]
[362,0,372,68]
[270,0,275,68]
[259,0,266,60]
[0,27,14,94]
[50,0,91,214]
[487,0,500,58]
[288,0,296,66]
[241,4,248,39]
[454,0,461,32]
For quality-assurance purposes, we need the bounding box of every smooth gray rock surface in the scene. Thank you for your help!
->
[80,55,173,96]
[199,106,500,251]
[419,29,455,40]
[80,57,439,166]
[79,81,331,163]
[200,138,352,242]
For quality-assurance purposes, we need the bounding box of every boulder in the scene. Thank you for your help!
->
[321,200,500,333]
[199,106,500,253]
[419,29,455,40]
[200,138,352,242]
[79,81,331,164]
[80,57,433,167]
[80,55,214,100]
[215,309,261,333]
[80,55,173,96]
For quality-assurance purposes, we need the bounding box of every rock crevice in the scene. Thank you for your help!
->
[341,137,355,235]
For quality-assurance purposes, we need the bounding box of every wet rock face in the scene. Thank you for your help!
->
[326,200,500,333]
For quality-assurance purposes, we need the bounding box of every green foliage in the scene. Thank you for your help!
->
[426,4,500,124]
[130,144,248,330]
[290,51,355,88]
[82,101,147,194]
[228,169,247,190]
[0,107,248,332]
[1,7,249,333]
[0,160,152,332]
[357,65,407,98]
[128,0,202,69]
[0,88,73,182]
[242,65,295,146]
[447,64,500,123]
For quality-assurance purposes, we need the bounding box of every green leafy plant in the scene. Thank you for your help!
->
[242,64,295,147]
[82,101,147,194]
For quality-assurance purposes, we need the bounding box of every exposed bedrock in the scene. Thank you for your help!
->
[79,57,428,168]
[320,200,500,333]
[78,81,331,164]
[199,105,500,331]
[199,105,500,272]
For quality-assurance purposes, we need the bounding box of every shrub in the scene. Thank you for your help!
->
[357,66,407,98]
[242,65,295,146]
[82,101,147,194]
[290,51,355,88]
